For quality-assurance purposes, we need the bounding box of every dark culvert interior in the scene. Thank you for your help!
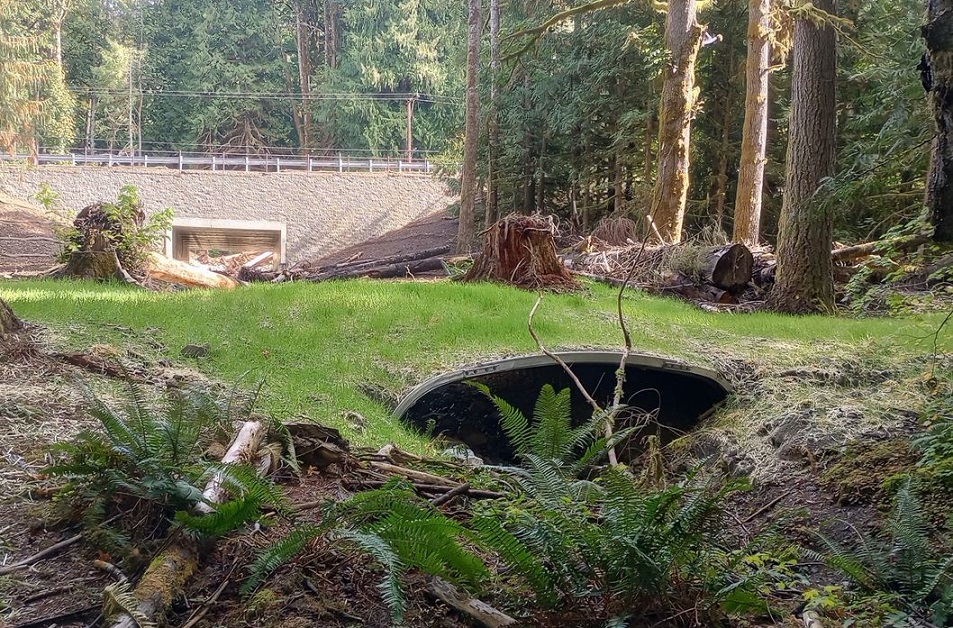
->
[396,353,731,464]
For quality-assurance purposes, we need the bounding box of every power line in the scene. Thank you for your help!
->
[70,87,461,105]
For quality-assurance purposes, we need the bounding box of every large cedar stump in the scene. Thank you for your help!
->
[460,214,580,291]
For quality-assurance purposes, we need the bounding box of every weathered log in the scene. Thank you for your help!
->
[108,420,267,628]
[831,233,931,262]
[702,243,754,292]
[426,576,516,627]
[285,421,350,470]
[194,420,266,513]
[369,461,458,487]
[241,251,274,270]
[461,214,580,291]
[313,257,446,281]
[146,252,242,289]
[0,298,21,335]
[109,542,197,628]
[302,245,451,274]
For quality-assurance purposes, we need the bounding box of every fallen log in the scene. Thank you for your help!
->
[242,251,274,270]
[697,243,753,292]
[302,245,451,274]
[146,252,242,289]
[107,420,267,628]
[426,576,516,627]
[194,420,267,514]
[313,256,446,281]
[831,233,931,262]
[350,480,504,500]
[369,461,458,487]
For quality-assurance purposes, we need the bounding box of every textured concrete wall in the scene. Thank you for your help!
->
[0,166,455,264]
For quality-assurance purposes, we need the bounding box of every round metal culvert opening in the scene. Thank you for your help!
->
[394,352,731,464]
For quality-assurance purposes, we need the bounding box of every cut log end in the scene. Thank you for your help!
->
[709,243,754,292]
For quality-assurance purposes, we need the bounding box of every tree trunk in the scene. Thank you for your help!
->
[733,0,772,245]
[0,299,21,335]
[323,0,340,68]
[923,0,953,242]
[714,44,736,233]
[648,0,703,243]
[485,0,501,227]
[457,0,482,254]
[767,0,837,313]
[294,0,313,151]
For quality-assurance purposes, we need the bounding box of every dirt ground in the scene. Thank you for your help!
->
[0,193,60,276]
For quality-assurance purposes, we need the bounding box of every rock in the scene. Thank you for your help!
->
[442,445,483,467]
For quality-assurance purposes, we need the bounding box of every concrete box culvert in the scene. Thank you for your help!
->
[394,351,732,464]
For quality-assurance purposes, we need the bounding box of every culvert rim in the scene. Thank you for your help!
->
[393,351,733,420]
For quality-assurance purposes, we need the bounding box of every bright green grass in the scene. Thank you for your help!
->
[2,279,949,450]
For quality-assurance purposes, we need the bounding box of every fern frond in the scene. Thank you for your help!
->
[242,523,324,595]
[530,385,574,460]
[103,580,156,627]
[333,528,406,622]
[470,514,556,606]
[469,381,533,456]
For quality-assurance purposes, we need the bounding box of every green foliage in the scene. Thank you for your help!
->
[914,375,953,486]
[246,479,489,622]
[470,384,756,618]
[0,1,75,153]
[471,381,626,471]
[809,483,953,625]
[46,380,281,542]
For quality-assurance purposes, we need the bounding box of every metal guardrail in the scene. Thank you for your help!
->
[0,152,436,174]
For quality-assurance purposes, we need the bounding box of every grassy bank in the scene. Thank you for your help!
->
[2,278,949,452]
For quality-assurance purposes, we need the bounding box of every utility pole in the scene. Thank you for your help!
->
[405,96,415,162]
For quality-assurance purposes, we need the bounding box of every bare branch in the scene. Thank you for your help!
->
[527,294,602,414]
[528,293,618,464]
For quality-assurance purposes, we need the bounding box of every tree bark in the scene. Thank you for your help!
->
[648,0,703,243]
[733,0,772,245]
[457,0,482,254]
[485,0,501,227]
[767,0,837,313]
[713,43,737,233]
[923,0,953,242]
[294,0,313,151]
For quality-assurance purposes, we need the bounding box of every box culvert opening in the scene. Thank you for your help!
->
[395,352,731,464]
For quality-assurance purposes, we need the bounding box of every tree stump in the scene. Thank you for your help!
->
[53,201,143,281]
[460,214,580,291]
[0,298,21,335]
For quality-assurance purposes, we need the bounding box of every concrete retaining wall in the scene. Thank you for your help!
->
[0,165,455,264]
